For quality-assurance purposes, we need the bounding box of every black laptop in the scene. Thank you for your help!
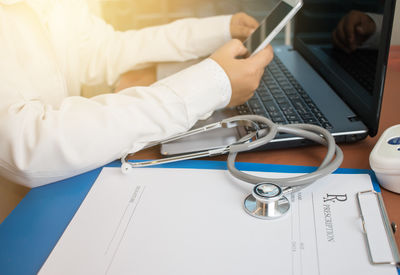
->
[161,0,397,155]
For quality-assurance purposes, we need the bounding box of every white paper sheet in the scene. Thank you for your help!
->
[39,167,398,275]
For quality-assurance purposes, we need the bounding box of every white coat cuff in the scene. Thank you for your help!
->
[153,58,232,126]
[222,14,233,41]
[198,14,232,45]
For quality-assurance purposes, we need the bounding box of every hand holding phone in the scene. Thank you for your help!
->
[211,40,274,107]
[230,12,259,42]
[244,0,303,55]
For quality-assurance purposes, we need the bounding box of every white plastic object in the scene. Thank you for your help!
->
[121,162,132,174]
[369,124,400,194]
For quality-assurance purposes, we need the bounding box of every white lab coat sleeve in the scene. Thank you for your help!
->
[76,1,232,86]
[0,58,231,188]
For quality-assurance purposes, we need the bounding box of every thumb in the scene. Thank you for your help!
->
[223,39,248,58]
[356,25,366,35]
[360,17,376,36]
[248,45,274,68]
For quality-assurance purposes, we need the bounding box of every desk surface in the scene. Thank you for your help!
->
[131,50,400,249]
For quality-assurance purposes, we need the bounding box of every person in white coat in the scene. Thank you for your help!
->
[0,0,273,220]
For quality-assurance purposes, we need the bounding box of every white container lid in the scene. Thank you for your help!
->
[369,124,400,174]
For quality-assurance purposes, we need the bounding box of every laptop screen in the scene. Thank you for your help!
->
[293,0,396,136]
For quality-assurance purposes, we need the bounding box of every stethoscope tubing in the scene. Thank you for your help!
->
[227,122,343,189]
[121,114,343,192]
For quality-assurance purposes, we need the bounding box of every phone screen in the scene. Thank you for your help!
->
[244,1,293,54]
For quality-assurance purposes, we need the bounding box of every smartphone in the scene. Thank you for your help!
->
[244,0,303,55]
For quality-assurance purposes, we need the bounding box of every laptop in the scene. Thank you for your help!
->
[160,0,397,156]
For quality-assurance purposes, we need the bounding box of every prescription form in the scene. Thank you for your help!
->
[39,167,398,275]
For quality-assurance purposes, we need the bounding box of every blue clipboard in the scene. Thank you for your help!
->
[0,160,397,275]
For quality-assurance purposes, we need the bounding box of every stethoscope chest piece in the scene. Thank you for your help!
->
[244,183,290,220]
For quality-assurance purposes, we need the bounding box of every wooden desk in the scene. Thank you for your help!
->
[131,53,400,249]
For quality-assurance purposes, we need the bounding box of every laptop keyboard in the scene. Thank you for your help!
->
[236,56,332,130]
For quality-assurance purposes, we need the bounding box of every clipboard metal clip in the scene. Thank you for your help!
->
[357,190,400,267]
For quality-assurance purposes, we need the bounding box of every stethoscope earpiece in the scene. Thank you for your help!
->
[121,162,132,174]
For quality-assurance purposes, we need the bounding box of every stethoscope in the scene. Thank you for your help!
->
[121,115,343,220]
